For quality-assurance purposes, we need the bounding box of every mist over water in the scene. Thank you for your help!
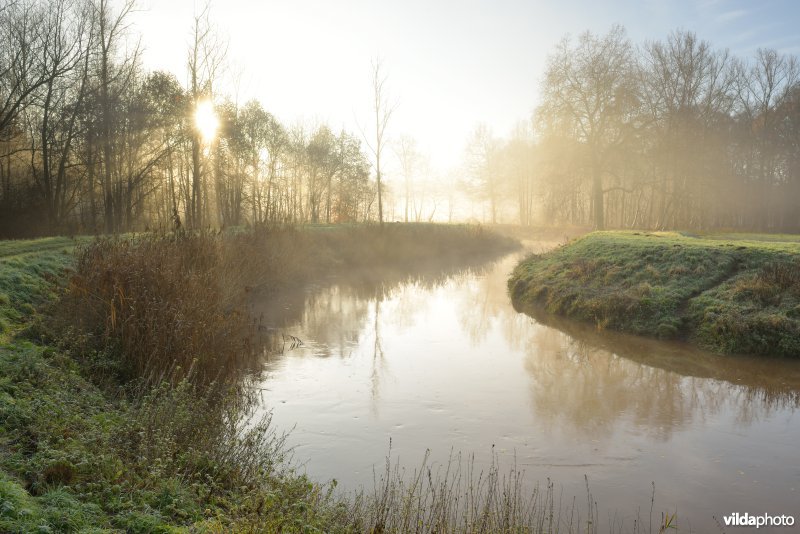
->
[4,0,800,529]
[250,245,800,532]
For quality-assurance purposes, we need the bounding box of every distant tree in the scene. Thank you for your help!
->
[641,30,737,229]
[394,135,419,223]
[0,0,66,139]
[334,131,371,222]
[304,125,337,223]
[27,0,92,231]
[185,3,226,229]
[502,121,537,226]
[537,25,640,230]
[92,0,140,233]
[233,99,284,224]
[135,71,186,230]
[737,48,799,228]
[466,123,502,224]
[364,59,395,225]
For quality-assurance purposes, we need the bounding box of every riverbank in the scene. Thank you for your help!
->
[508,231,800,357]
[1,224,540,532]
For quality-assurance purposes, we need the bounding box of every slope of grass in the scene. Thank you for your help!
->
[0,237,79,343]
[509,231,800,356]
[0,233,354,532]
[0,231,317,531]
[0,340,347,532]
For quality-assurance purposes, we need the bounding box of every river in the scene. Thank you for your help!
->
[249,244,800,532]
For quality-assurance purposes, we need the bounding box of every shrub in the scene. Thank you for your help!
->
[61,233,247,386]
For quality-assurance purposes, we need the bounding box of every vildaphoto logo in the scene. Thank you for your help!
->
[722,512,795,529]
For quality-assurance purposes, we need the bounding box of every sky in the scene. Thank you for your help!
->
[130,0,800,172]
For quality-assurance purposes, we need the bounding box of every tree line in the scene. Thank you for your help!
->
[468,26,800,231]
[3,1,800,236]
[0,0,381,237]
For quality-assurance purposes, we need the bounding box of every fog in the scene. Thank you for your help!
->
[2,1,800,236]
[4,3,800,529]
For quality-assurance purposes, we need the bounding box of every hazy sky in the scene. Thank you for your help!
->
[131,0,800,171]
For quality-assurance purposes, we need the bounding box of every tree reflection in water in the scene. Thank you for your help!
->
[253,249,800,440]
[248,247,800,532]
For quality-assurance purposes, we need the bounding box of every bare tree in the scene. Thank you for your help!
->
[0,0,56,138]
[186,3,226,229]
[30,0,92,231]
[363,59,396,225]
[92,0,139,233]
[394,135,419,223]
[537,25,640,230]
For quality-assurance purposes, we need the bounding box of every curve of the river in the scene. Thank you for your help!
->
[250,244,800,532]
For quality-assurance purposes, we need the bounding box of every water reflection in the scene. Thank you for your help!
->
[371,299,385,413]
[517,306,800,431]
[254,251,800,431]
[248,258,498,358]
[251,248,800,531]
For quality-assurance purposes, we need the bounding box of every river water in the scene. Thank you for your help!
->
[250,245,800,532]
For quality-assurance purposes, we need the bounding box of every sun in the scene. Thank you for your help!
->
[194,100,219,144]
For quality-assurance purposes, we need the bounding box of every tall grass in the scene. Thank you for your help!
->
[120,379,290,489]
[341,449,680,534]
[61,233,244,385]
[348,450,566,533]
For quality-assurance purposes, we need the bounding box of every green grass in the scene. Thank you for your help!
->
[509,231,800,356]
[0,230,347,532]
[685,231,800,243]
[0,337,348,532]
[0,237,82,343]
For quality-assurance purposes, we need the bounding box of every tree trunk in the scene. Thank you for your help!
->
[592,164,604,230]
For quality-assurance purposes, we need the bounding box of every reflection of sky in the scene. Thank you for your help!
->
[255,251,800,532]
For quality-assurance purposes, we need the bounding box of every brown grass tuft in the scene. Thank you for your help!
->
[60,231,282,387]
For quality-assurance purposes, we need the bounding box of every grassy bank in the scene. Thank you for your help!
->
[7,224,590,533]
[1,230,351,532]
[508,231,800,357]
[0,238,80,343]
